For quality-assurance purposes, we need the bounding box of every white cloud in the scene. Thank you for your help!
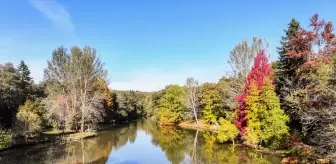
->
[29,0,74,31]
[109,67,224,92]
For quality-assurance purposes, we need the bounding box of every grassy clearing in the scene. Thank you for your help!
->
[178,120,218,132]
[43,130,76,135]
[62,132,98,141]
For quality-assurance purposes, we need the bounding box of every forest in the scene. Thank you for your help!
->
[1,14,336,163]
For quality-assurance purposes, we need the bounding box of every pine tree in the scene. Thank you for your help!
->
[17,61,33,104]
[275,19,306,121]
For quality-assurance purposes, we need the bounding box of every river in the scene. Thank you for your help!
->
[0,120,282,164]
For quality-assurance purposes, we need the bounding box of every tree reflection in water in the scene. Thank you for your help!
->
[0,120,281,164]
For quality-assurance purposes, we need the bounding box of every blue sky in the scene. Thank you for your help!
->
[1,0,335,91]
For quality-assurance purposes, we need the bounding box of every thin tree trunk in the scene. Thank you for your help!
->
[191,90,198,124]
[193,105,198,124]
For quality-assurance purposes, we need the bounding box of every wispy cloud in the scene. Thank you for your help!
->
[29,0,74,32]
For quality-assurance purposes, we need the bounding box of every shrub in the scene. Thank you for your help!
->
[0,130,14,150]
[15,100,42,139]
[217,117,239,144]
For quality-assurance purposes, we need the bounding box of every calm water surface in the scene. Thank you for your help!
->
[0,120,282,164]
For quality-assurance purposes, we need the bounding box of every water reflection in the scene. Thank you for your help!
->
[0,120,281,164]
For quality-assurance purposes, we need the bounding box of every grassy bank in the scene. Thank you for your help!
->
[0,130,98,152]
[178,120,218,132]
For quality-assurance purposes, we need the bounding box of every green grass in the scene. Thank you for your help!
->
[43,130,76,135]
[63,132,98,141]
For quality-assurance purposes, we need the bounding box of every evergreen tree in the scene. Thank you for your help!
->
[275,19,306,127]
[17,60,33,103]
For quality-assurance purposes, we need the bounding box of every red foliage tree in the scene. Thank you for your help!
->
[235,50,273,135]
[288,14,336,67]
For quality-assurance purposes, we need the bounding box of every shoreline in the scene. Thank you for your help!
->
[0,123,119,153]
[177,119,288,156]
[177,120,218,132]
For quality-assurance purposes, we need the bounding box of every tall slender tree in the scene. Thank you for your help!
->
[275,19,307,129]
[184,77,200,124]
[17,61,33,104]
[235,50,289,148]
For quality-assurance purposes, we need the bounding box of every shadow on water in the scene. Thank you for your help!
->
[0,119,282,164]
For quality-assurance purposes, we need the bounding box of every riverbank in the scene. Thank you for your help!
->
[179,120,287,155]
[0,129,100,152]
[177,119,332,163]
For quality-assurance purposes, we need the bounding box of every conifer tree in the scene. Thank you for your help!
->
[275,19,307,129]
[17,60,33,103]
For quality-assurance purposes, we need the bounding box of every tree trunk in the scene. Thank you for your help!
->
[81,115,84,132]
[193,106,199,124]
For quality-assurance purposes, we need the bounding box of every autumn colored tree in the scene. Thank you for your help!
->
[285,14,336,159]
[235,50,289,148]
[245,79,289,148]
[235,50,273,135]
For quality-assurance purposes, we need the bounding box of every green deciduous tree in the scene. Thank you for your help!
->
[245,80,289,148]
[15,99,42,139]
[199,83,224,124]
[217,117,239,145]
[158,85,187,125]
[0,129,14,150]
[0,63,22,127]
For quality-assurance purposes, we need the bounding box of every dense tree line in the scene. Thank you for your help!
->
[0,13,335,162]
[143,14,336,161]
[0,46,149,150]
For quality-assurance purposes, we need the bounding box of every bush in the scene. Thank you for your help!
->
[0,130,14,150]
[15,100,42,139]
[217,117,239,144]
